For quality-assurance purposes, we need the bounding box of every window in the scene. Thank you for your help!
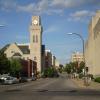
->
[36,35,38,43]
[33,35,35,43]
[33,35,38,43]
[11,51,14,53]
[34,56,37,60]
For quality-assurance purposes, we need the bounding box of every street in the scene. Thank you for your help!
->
[0,73,100,100]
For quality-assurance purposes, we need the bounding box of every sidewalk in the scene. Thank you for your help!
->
[72,78,100,90]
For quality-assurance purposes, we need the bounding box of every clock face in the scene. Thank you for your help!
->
[33,20,38,25]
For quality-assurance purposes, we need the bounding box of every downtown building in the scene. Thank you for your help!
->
[1,16,59,76]
[1,16,45,77]
[71,52,84,63]
[85,10,100,77]
[45,50,60,70]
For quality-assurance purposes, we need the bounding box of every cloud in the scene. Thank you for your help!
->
[50,0,85,8]
[0,0,99,15]
[68,10,95,22]
[70,10,95,17]
[0,0,17,12]
[44,26,58,33]
[15,35,28,40]
[17,3,35,13]
[50,0,100,9]
[46,9,63,15]
[27,0,85,15]
[17,0,49,15]
[17,0,63,15]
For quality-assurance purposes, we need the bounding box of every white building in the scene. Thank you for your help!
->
[71,52,83,63]
[85,10,100,77]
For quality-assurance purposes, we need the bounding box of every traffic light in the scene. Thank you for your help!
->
[86,67,88,72]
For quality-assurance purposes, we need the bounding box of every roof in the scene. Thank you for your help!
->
[1,43,30,54]
[18,45,30,54]
[0,44,10,53]
[12,52,22,57]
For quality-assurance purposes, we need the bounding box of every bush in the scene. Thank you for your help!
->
[88,74,94,79]
[10,59,22,77]
[79,73,84,78]
[94,77,100,83]
[42,67,59,78]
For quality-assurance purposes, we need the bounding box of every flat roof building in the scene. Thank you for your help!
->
[85,10,100,77]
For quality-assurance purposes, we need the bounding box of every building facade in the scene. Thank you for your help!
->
[85,10,100,77]
[71,52,83,63]
[1,16,59,74]
[30,16,42,72]
[4,43,30,60]
[2,43,37,77]
[45,50,52,68]
[52,55,56,67]
[55,59,60,69]
[2,16,43,74]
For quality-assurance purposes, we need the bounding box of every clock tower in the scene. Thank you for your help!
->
[30,16,42,72]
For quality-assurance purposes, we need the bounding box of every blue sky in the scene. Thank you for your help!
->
[0,0,100,64]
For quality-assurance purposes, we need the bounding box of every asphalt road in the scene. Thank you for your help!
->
[0,73,100,100]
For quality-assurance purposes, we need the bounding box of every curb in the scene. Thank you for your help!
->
[72,79,100,90]
[72,79,87,88]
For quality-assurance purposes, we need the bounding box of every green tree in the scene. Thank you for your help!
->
[64,63,72,74]
[77,61,85,74]
[64,62,78,74]
[10,59,22,76]
[42,67,58,78]
[58,64,64,73]
[0,50,10,74]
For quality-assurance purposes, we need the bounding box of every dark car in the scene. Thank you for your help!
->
[19,76,36,83]
[19,77,28,83]
[53,71,59,77]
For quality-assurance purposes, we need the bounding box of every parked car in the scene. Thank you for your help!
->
[19,76,36,83]
[0,76,9,84]
[1,76,19,85]
[0,79,4,84]
[19,77,29,83]
[0,76,8,80]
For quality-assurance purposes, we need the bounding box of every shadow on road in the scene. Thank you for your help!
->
[5,88,100,97]
[31,89,100,97]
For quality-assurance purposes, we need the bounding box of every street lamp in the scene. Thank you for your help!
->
[67,33,85,63]
[67,33,88,86]
[0,25,5,27]
[32,60,34,78]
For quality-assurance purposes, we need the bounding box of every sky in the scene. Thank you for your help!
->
[0,0,100,64]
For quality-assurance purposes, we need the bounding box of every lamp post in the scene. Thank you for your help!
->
[31,59,34,78]
[67,33,85,63]
[67,33,88,86]
[0,25,5,27]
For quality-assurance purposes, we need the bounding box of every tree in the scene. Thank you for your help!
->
[64,62,78,74]
[64,63,72,74]
[0,50,10,74]
[77,61,85,74]
[10,59,22,76]
[42,67,59,78]
[58,64,64,73]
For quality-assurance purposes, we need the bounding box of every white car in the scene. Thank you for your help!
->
[2,76,19,84]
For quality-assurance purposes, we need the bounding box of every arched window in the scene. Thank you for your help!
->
[33,35,35,43]
[34,56,37,60]
[33,35,38,43]
[36,35,38,43]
